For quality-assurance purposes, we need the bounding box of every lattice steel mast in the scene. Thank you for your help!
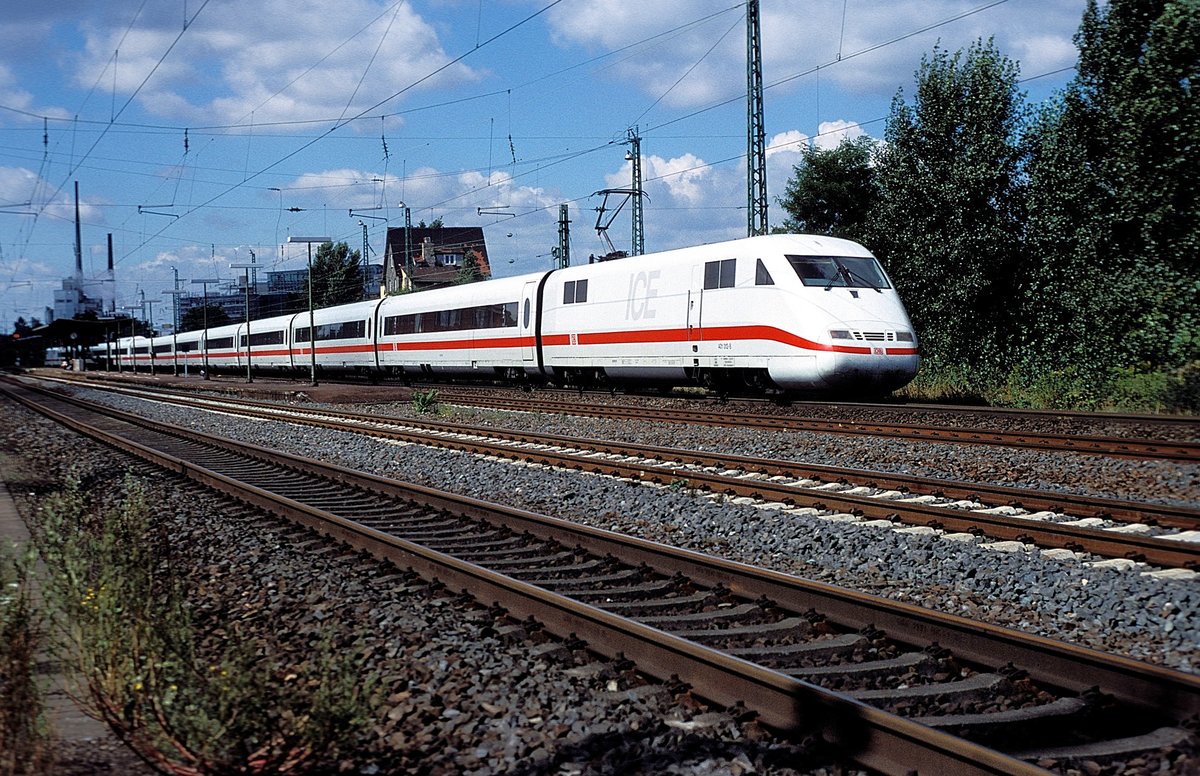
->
[626,128,644,255]
[746,0,768,235]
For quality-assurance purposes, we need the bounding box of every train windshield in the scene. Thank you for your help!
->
[787,255,890,290]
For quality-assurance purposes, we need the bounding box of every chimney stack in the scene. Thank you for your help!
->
[74,181,83,279]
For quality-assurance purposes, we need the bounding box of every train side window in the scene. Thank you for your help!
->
[563,279,588,304]
[704,259,736,289]
[249,330,285,346]
[523,299,531,327]
[561,279,585,303]
[755,259,774,285]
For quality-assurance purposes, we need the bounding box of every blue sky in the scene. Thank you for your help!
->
[0,0,1085,331]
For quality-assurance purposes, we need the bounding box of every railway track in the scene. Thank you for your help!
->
[334,378,1200,435]
[4,379,1197,775]
[429,391,1200,463]
[38,376,1200,572]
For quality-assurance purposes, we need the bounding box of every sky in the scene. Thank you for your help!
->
[0,0,1087,332]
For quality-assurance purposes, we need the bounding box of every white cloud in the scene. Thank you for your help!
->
[71,0,483,126]
[812,119,866,150]
[545,0,1083,106]
[0,167,105,226]
[643,153,714,206]
[0,64,72,121]
[0,65,36,115]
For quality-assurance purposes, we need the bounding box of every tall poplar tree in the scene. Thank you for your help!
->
[866,39,1028,380]
[777,136,878,241]
[1024,0,1199,389]
[308,241,364,309]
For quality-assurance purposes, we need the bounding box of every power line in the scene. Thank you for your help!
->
[643,0,1011,135]
[113,0,567,266]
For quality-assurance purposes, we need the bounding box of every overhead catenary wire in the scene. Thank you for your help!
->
[113,0,567,267]
[0,0,1051,297]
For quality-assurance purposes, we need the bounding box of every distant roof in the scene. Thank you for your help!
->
[384,225,490,277]
[33,316,130,344]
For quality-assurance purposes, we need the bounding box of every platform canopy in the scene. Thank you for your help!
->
[33,316,135,347]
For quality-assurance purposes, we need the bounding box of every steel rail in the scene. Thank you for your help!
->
[43,375,1200,531]
[49,379,1199,570]
[408,383,1200,430]
[435,393,1200,463]
[185,389,1200,530]
[39,371,1200,459]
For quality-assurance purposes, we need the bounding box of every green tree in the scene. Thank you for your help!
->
[11,317,34,337]
[777,136,878,241]
[180,305,231,333]
[865,39,1029,381]
[455,249,484,284]
[308,241,364,309]
[1023,0,1200,390]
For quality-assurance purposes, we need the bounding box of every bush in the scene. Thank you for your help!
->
[411,389,440,414]
[991,364,1106,410]
[0,545,53,776]
[1103,365,1175,412]
[1164,361,1200,413]
[894,360,990,405]
[33,479,379,775]
[902,359,1200,412]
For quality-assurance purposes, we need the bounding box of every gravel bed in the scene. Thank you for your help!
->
[68,385,1198,675]
[1,399,850,775]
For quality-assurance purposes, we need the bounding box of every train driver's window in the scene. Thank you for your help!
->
[789,257,832,284]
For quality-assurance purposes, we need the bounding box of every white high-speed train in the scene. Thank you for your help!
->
[94,234,919,394]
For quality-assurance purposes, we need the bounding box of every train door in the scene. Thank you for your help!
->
[688,266,704,343]
[520,281,536,362]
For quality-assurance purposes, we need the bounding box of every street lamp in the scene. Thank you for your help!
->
[229,262,256,383]
[288,236,330,386]
[138,290,159,377]
[163,289,184,375]
[191,278,221,379]
[121,306,141,372]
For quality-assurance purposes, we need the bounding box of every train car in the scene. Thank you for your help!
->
[538,234,917,393]
[198,323,241,371]
[375,275,533,380]
[238,312,299,371]
[291,300,381,375]
[173,330,205,374]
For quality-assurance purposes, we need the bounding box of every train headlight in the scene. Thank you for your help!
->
[829,330,852,340]
[895,331,914,342]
